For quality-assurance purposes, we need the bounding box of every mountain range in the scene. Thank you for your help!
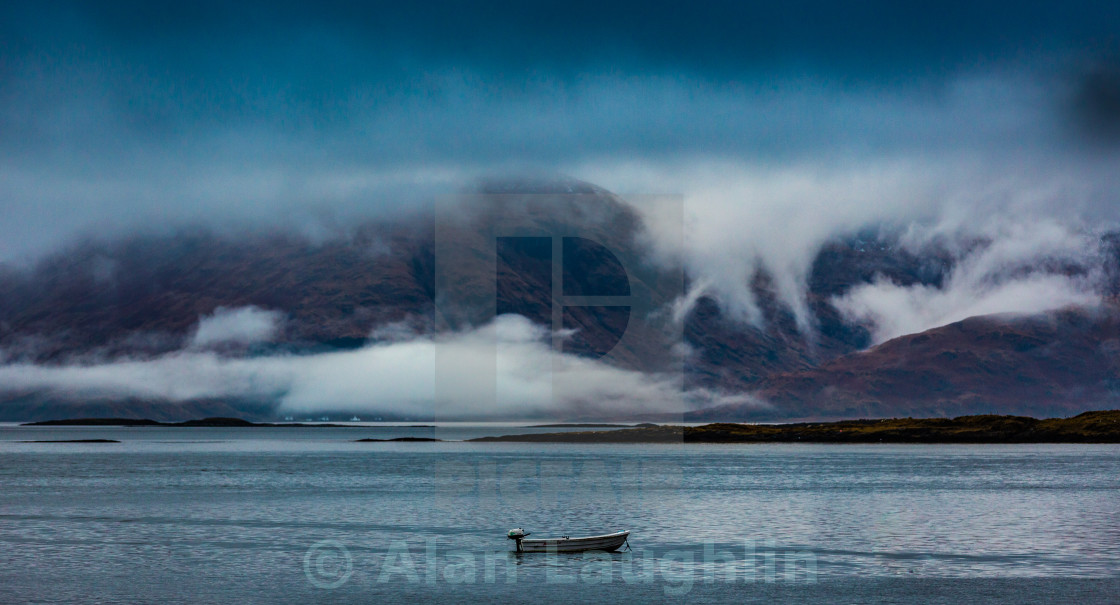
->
[1,179,1118,421]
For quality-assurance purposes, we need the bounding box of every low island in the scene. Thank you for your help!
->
[23,417,359,428]
[18,439,121,443]
[354,437,442,442]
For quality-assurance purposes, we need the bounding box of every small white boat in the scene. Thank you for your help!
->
[507,528,630,553]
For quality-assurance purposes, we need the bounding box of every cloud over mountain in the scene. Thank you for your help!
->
[0,314,706,420]
[189,306,284,349]
[3,2,1120,420]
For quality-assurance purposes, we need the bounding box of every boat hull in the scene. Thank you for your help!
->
[516,531,629,553]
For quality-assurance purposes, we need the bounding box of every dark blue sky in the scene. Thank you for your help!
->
[1,1,1118,260]
[5,1,1117,151]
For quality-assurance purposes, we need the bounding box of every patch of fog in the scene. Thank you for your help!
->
[831,220,1103,344]
[0,315,755,420]
[189,306,284,349]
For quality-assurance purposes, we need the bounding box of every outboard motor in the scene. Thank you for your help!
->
[507,528,530,551]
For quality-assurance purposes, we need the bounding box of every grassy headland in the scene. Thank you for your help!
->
[469,411,1120,443]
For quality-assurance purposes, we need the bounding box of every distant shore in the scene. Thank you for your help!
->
[19,411,1120,443]
[18,439,121,443]
[524,422,661,428]
[470,411,1120,443]
[21,417,359,428]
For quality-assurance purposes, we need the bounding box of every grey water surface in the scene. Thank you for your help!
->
[2,425,1118,603]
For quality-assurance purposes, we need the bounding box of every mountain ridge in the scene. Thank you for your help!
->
[1,181,1117,422]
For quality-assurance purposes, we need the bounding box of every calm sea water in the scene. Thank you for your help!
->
[2,425,1119,603]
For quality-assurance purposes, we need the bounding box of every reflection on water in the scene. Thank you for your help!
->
[1,428,1118,603]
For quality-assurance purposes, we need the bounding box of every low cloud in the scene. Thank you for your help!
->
[586,136,1117,336]
[0,315,699,420]
[189,306,284,349]
[831,220,1103,344]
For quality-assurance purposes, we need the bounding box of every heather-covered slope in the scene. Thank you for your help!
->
[0,221,437,361]
[688,304,1120,421]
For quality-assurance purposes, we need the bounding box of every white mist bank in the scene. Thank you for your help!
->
[0,315,756,419]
